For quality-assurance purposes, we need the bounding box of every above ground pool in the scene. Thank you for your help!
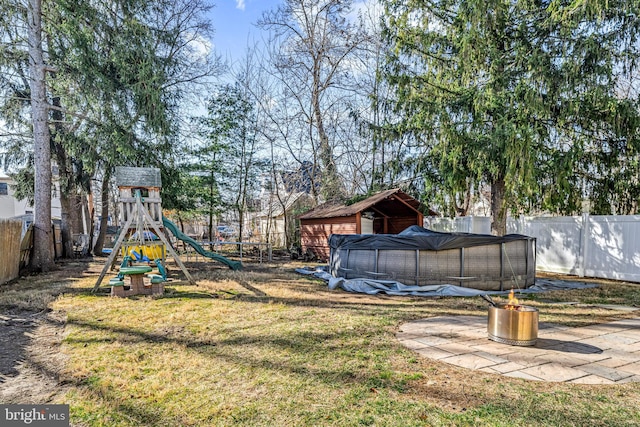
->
[328,226,536,291]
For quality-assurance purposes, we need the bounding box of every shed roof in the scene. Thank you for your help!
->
[298,188,423,219]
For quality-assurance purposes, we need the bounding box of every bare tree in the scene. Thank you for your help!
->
[258,0,368,202]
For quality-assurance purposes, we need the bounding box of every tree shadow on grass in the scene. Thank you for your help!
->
[236,279,267,297]
[0,308,38,382]
[63,314,410,424]
[0,309,67,405]
[65,316,397,385]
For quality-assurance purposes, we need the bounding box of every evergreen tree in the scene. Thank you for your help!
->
[195,82,267,242]
[383,0,640,234]
[0,0,219,261]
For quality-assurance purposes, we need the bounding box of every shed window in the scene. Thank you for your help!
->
[0,183,7,195]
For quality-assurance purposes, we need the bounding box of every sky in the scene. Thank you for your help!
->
[208,0,283,64]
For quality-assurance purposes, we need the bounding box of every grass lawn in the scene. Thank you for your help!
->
[2,258,640,426]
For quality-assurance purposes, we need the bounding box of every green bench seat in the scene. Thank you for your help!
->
[109,278,125,286]
[145,259,168,284]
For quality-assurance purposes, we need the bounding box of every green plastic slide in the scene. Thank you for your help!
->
[162,217,242,270]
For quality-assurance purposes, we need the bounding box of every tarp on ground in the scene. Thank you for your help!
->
[328,225,534,252]
[296,266,597,297]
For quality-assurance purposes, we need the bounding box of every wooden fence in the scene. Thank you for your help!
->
[0,219,23,285]
[0,219,64,285]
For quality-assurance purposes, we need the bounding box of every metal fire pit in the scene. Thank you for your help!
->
[488,304,539,346]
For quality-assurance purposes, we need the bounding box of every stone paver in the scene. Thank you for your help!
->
[397,315,640,384]
[618,361,640,376]
[440,353,497,370]
[415,347,455,360]
[503,370,542,381]
[569,375,615,385]
[489,361,529,374]
[618,374,640,383]
[521,362,588,382]
[578,362,635,382]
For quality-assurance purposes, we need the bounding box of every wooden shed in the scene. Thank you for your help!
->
[298,188,426,261]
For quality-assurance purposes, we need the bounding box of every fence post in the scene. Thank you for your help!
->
[519,214,525,235]
[579,201,591,278]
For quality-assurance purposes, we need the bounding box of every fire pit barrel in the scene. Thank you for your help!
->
[488,304,538,346]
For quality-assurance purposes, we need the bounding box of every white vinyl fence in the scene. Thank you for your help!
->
[427,214,640,283]
[425,216,491,234]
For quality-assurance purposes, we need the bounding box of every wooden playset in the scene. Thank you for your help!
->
[93,167,195,296]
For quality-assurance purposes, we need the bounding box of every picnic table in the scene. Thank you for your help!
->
[120,265,153,293]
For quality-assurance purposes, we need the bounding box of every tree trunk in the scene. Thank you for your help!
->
[86,189,95,237]
[491,178,507,236]
[59,196,74,257]
[93,170,111,256]
[208,170,214,244]
[51,96,75,258]
[28,0,53,271]
[312,87,342,201]
[71,194,84,233]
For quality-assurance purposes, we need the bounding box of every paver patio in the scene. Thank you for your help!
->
[397,315,640,384]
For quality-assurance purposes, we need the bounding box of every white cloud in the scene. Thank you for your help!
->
[235,0,246,11]
[188,33,213,58]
